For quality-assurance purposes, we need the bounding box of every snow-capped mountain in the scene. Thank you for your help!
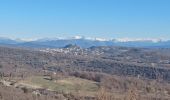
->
[0,36,170,48]
[0,37,19,45]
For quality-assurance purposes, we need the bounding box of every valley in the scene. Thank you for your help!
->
[0,45,170,100]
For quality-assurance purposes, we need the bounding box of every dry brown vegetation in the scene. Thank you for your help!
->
[0,46,170,100]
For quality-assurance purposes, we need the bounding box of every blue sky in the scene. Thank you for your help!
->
[0,0,170,39]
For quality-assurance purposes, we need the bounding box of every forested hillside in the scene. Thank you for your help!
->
[0,46,170,100]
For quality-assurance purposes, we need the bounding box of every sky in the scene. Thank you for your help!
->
[0,0,170,39]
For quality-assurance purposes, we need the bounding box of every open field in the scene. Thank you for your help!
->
[18,76,99,96]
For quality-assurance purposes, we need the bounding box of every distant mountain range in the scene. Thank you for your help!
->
[0,37,170,48]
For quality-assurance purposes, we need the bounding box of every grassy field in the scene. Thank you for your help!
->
[19,76,99,96]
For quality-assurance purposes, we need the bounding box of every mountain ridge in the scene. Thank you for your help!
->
[0,37,170,48]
